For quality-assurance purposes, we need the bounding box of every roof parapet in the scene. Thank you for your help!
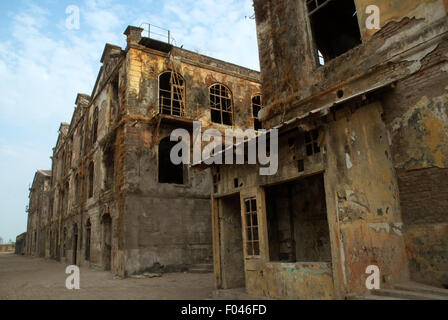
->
[75,93,91,108]
[124,26,144,48]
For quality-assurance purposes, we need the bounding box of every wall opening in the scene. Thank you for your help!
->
[75,174,81,204]
[265,173,331,262]
[62,227,67,258]
[158,136,184,184]
[92,107,99,145]
[307,0,361,64]
[49,230,54,258]
[110,76,119,125]
[73,224,78,265]
[252,95,263,131]
[102,214,112,271]
[210,84,233,126]
[219,194,245,289]
[85,219,91,261]
[103,146,115,190]
[88,162,94,199]
[159,71,185,117]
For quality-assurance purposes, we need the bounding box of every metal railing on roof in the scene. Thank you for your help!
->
[139,23,172,44]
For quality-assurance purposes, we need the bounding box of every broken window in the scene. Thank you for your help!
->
[88,162,94,198]
[305,129,320,156]
[307,0,361,64]
[244,197,260,257]
[92,107,99,145]
[210,84,233,126]
[159,71,185,116]
[85,219,91,261]
[252,95,263,131]
[265,174,331,263]
[158,137,184,184]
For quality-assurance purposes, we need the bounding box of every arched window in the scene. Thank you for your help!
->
[85,219,91,261]
[88,162,94,199]
[252,95,263,130]
[159,71,185,117]
[210,84,233,125]
[158,137,184,185]
[92,107,99,145]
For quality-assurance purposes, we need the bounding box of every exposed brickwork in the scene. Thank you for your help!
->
[398,168,448,225]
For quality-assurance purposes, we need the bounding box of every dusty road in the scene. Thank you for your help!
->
[0,253,214,300]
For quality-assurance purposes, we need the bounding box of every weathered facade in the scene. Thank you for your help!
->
[208,0,448,299]
[25,170,52,257]
[25,26,261,277]
[15,233,26,255]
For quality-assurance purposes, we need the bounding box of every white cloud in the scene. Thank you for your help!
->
[134,0,259,70]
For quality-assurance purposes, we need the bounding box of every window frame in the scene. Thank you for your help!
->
[209,83,234,126]
[305,0,362,67]
[251,94,263,131]
[243,197,261,258]
[305,129,321,156]
[158,71,186,117]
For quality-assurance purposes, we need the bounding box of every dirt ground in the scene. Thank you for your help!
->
[0,253,214,300]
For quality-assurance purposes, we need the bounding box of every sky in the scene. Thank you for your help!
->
[0,0,260,243]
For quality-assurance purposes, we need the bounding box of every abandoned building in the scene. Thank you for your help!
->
[203,0,448,299]
[21,0,448,300]
[24,25,261,277]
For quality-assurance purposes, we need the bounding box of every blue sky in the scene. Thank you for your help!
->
[0,0,259,243]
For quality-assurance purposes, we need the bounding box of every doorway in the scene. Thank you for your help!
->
[102,214,112,271]
[72,224,78,265]
[219,194,245,289]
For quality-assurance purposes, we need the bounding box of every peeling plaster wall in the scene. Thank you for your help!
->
[212,102,408,299]
[380,36,448,286]
[324,103,408,295]
[356,0,447,39]
[253,0,448,128]
[251,0,448,294]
